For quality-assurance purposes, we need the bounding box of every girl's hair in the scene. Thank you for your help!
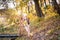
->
[27,18,30,24]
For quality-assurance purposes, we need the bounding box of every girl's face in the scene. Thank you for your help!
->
[23,16,27,19]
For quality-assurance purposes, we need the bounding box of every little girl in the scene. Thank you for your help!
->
[23,13,31,36]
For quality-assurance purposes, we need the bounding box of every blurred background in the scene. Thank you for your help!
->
[0,0,60,40]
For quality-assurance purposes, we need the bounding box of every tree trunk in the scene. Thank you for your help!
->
[48,0,53,6]
[52,0,60,15]
[48,0,50,5]
[44,0,47,8]
[39,0,43,7]
[33,0,44,17]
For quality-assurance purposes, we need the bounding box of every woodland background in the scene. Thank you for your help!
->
[0,0,60,40]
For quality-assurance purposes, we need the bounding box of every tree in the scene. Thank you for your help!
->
[48,0,53,5]
[56,0,60,5]
[52,0,60,15]
[39,0,43,7]
[44,0,47,8]
[33,0,44,17]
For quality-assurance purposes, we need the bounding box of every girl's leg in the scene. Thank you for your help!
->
[25,25,30,36]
